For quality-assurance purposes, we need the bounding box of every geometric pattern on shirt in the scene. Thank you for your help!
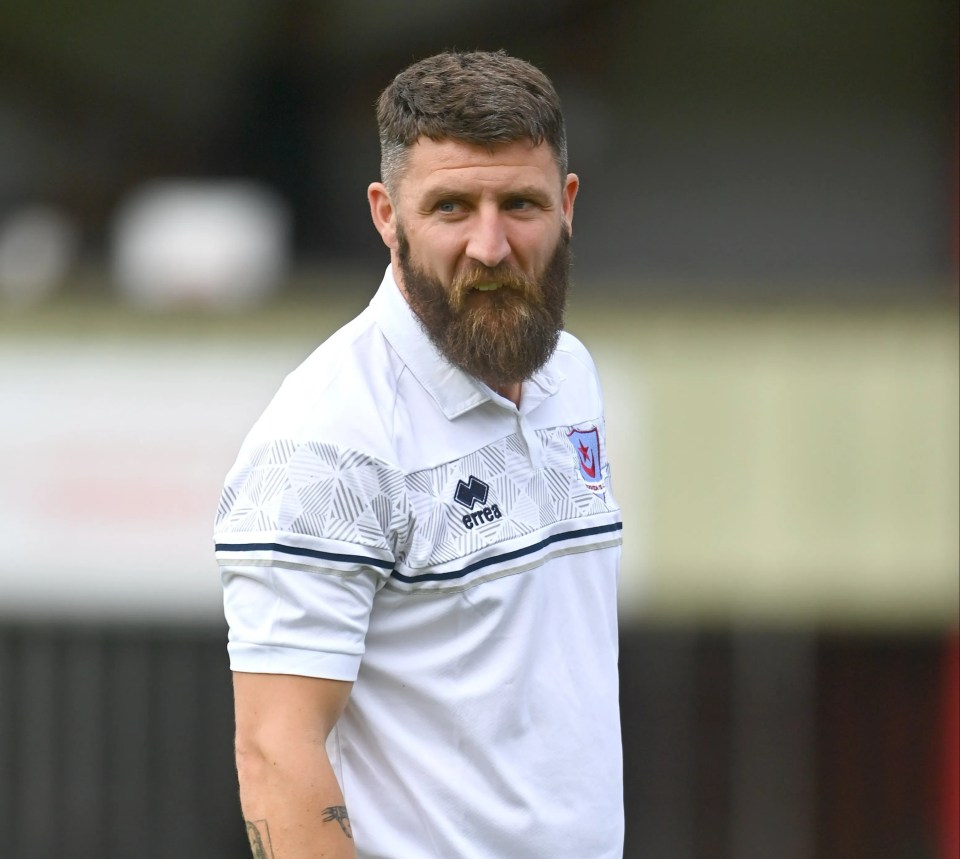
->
[402,426,609,570]
[215,440,409,553]
[215,427,612,580]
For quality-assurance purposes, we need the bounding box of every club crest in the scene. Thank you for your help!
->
[567,427,600,480]
[566,426,606,496]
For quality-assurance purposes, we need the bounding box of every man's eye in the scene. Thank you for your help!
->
[506,198,532,210]
[436,201,460,214]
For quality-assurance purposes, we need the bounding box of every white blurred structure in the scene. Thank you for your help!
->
[0,205,78,304]
[111,180,291,310]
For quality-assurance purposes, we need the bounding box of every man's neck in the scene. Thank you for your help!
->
[490,381,522,408]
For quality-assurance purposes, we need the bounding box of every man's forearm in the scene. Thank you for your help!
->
[237,741,356,859]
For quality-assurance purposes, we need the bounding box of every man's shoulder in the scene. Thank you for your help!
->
[553,330,599,377]
[294,304,385,379]
[247,305,403,457]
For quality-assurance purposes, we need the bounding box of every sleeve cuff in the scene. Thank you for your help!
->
[227,640,362,681]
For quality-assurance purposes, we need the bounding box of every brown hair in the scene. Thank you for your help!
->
[376,50,568,193]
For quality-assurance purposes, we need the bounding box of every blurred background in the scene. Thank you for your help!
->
[0,1,957,857]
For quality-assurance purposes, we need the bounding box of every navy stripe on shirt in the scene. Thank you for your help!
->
[214,541,395,570]
[391,521,623,584]
[216,520,622,582]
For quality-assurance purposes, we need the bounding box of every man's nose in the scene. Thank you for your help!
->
[465,210,510,268]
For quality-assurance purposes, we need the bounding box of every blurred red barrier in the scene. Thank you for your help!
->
[943,632,959,859]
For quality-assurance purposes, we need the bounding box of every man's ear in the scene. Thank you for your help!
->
[368,182,398,249]
[561,173,579,236]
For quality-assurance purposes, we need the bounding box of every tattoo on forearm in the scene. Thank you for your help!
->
[245,819,276,859]
[322,805,354,839]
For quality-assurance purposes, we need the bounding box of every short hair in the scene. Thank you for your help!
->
[376,50,568,194]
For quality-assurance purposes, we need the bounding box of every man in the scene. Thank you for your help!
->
[215,50,623,859]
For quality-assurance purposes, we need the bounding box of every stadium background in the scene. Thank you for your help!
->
[0,1,957,857]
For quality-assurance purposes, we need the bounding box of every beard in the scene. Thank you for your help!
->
[396,226,572,389]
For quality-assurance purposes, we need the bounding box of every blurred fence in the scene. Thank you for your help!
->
[0,624,242,857]
[0,623,950,858]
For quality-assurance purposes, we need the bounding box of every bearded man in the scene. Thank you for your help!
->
[215,50,624,859]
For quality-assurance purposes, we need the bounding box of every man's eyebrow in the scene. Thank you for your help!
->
[500,185,553,203]
[418,184,553,204]
[418,186,471,203]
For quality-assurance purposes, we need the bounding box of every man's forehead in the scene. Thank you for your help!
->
[402,137,561,189]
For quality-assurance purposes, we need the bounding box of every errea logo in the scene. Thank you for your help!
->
[454,476,488,509]
[454,476,502,530]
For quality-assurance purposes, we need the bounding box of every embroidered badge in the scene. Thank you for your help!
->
[567,427,606,495]
[454,475,502,530]
[567,427,600,479]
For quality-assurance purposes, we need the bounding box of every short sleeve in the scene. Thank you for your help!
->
[214,439,410,680]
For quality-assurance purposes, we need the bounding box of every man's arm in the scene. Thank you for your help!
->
[233,672,356,859]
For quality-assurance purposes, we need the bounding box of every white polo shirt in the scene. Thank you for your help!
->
[215,267,623,859]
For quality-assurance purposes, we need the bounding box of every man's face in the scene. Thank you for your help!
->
[371,138,579,389]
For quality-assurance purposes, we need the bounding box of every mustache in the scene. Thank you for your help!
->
[449,262,539,307]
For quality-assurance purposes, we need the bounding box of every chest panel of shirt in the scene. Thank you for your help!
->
[391,423,620,593]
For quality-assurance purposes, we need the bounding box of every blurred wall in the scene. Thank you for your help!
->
[2,300,956,627]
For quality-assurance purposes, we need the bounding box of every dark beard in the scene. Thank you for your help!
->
[397,227,571,388]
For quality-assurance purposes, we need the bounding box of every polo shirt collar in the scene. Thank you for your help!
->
[370,266,562,419]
